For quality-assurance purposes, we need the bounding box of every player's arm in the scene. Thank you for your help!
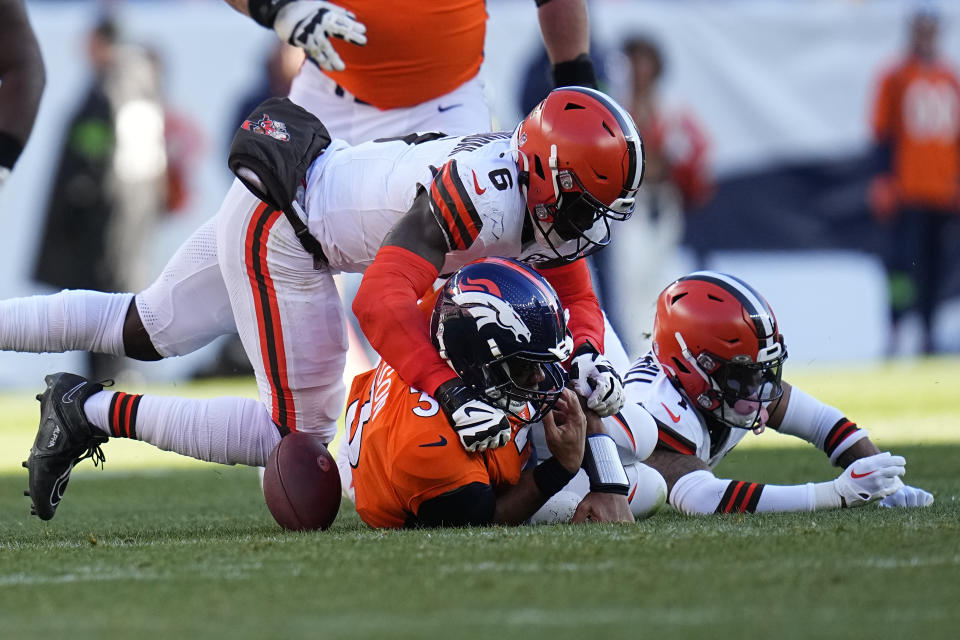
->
[0,0,45,187]
[572,406,634,523]
[537,261,624,416]
[412,389,586,527]
[535,0,597,88]
[353,187,453,397]
[227,0,366,72]
[766,381,933,508]
[355,157,488,397]
[648,444,908,515]
[354,183,513,452]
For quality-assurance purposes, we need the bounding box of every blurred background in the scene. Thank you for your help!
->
[1,0,959,389]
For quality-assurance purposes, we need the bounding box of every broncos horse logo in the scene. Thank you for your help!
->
[452,291,531,343]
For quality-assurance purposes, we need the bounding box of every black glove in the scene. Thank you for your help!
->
[552,53,598,89]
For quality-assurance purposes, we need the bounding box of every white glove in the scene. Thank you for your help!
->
[435,381,512,452]
[833,452,906,508]
[568,343,624,417]
[274,1,367,72]
[878,484,934,509]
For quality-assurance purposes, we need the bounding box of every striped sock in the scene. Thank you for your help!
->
[107,391,143,439]
[715,480,765,514]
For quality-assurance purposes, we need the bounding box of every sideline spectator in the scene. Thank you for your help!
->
[868,7,960,355]
[596,35,712,358]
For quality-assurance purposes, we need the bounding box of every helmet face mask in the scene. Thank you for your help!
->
[481,355,568,422]
[431,257,573,424]
[512,87,644,262]
[690,347,786,429]
[652,271,788,431]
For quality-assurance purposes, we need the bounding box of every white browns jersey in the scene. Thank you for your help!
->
[302,132,576,274]
[623,352,748,468]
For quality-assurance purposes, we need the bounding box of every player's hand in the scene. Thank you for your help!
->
[435,380,511,452]
[542,388,586,472]
[568,343,624,417]
[833,452,906,508]
[274,1,367,72]
[878,484,934,509]
[572,492,634,524]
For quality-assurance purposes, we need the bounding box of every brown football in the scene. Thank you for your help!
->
[262,431,341,531]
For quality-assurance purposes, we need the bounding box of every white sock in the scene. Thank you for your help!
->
[84,390,114,435]
[85,390,281,467]
[0,290,132,355]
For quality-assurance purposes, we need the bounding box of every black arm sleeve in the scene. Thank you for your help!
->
[407,482,497,528]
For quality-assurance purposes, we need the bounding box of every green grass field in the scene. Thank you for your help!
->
[1,359,958,639]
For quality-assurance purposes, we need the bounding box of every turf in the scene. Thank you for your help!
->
[1,359,958,639]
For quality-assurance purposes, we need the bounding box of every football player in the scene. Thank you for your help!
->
[224,0,599,145]
[8,87,642,520]
[353,86,644,453]
[343,257,633,528]
[620,271,933,515]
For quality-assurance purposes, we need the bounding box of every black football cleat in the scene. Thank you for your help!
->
[25,373,109,520]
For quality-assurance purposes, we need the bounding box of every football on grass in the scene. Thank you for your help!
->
[262,431,341,531]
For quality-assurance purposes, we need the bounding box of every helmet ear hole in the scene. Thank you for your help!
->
[671,357,690,375]
[533,155,546,181]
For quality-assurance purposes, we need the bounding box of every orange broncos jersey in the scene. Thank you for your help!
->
[872,58,960,208]
[344,361,532,529]
[323,0,486,110]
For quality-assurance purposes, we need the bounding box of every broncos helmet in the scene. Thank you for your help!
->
[430,257,574,423]
[511,86,644,261]
[651,271,787,430]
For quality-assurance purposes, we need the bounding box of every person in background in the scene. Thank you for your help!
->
[0,0,46,194]
[32,18,180,379]
[593,35,712,359]
[868,7,960,356]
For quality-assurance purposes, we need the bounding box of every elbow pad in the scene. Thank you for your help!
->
[603,402,658,463]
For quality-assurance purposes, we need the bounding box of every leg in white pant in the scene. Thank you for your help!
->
[71,182,346,466]
[83,389,281,466]
[0,215,236,362]
[217,182,347,442]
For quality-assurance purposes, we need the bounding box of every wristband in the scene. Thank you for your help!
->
[582,434,628,495]
[248,0,295,28]
[532,457,577,497]
[811,481,843,510]
[828,426,869,466]
[552,53,598,89]
[0,132,24,171]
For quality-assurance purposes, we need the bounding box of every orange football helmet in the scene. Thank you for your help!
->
[652,271,787,429]
[511,87,644,261]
